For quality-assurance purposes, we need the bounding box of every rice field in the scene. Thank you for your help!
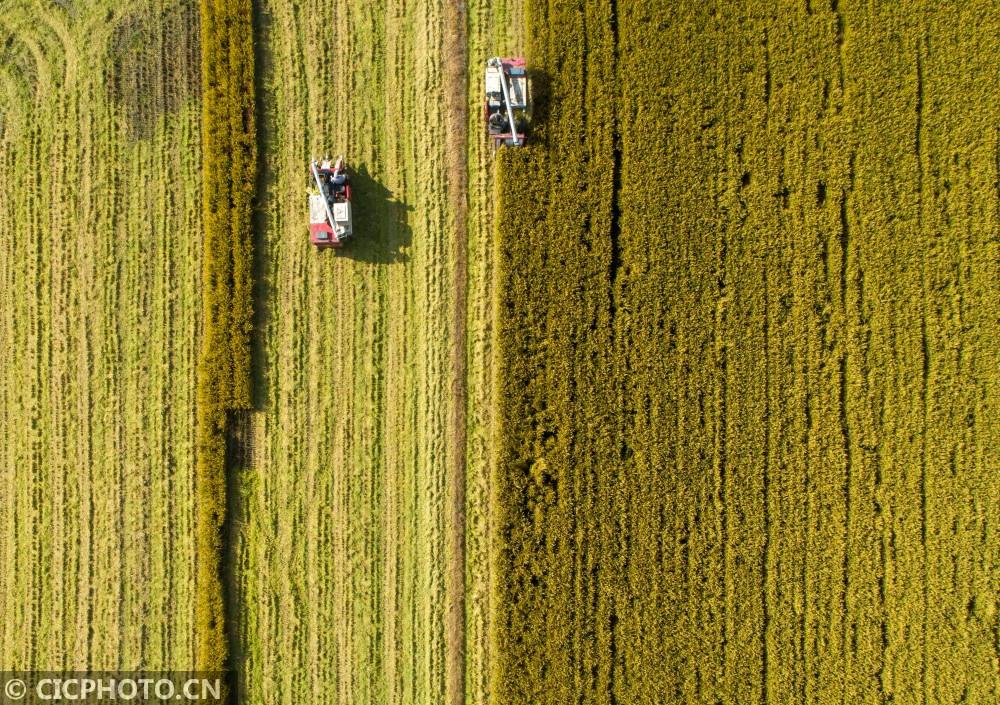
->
[3,1,997,705]
[493,2,1000,704]
[234,1,518,704]
[0,0,203,669]
[0,0,517,701]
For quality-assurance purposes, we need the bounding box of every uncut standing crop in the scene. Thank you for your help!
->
[492,2,1000,704]
[195,0,256,673]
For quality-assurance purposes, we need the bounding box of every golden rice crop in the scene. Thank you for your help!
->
[492,2,1000,704]
[195,0,256,673]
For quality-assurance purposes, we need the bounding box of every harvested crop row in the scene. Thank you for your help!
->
[493,2,1000,704]
[463,1,524,700]
[237,0,511,704]
[0,0,203,670]
[195,0,256,673]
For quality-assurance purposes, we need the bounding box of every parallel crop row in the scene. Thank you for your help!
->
[195,0,256,673]
[1,0,205,671]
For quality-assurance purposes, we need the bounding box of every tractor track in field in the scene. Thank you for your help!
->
[238,1,509,703]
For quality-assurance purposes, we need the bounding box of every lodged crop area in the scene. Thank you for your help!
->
[492,2,1000,704]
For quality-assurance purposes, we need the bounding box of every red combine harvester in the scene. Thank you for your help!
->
[309,156,353,250]
[484,57,529,148]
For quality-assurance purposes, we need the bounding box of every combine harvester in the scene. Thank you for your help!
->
[484,57,529,148]
[309,156,353,250]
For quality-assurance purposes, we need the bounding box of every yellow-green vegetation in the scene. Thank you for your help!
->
[465,2,523,701]
[493,2,1000,704]
[0,0,202,669]
[194,0,256,673]
[0,0,518,698]
[234,1,518,704]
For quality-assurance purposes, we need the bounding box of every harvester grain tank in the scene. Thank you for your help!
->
[484,57,529,148]
[309,155,353,249]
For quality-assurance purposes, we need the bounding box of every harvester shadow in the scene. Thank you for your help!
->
[331,164,413,264]
[526,66,553,132]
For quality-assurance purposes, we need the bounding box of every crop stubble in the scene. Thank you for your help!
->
[237,1,515,704]
[0,0,203,671]
[0,0,513,699]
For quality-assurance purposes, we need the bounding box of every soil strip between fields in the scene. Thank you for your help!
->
[443,2,469,704]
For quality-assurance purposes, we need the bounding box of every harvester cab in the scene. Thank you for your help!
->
[309,155,353,250]
[484,57,529,148]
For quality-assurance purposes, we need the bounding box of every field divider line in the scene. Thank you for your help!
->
[443,2,470,705]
